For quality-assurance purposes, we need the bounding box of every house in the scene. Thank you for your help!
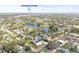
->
[57,40,66,44]
[46,36,52,41]
[32,40,44,46]
[35,41,44,46]
[32,35,44,46]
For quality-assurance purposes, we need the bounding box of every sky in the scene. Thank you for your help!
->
[0,0,78,5]
[0,5,79,13]
[0,0,79,13]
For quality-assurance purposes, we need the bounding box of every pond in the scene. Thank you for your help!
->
[27,24,39,28]
[43,28,49,33]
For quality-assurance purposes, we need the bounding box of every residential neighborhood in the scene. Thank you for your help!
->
[0,13,79,53]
